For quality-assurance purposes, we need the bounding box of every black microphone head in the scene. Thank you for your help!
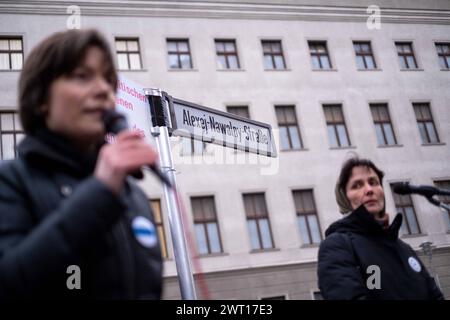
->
[102,109,129,134]
[392,182,411,195]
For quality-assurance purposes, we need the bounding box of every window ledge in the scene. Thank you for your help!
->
[250,248,280,254]
[400,68,424,72]
[216,68,246,72]
[300,244,320,248]
[280,148,309,152]
[377,144,403,148]
[263,68,291,72]
[356,68,382,71]
[440,68,450,71]
[312,68,338,72]
[0,69,21,72]
[421,142,445,147]
[117,69,148,72]
[401,233,428,239]
[167,68,198,72]
[329,146,357,150]
[196,252,229,258]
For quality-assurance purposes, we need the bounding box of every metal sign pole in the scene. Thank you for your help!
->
[145,88,197,300]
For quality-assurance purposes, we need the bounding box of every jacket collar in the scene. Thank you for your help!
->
[326,204,403,240]
[18,128,103,177]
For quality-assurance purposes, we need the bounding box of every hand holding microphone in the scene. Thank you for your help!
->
[94,110,171,195]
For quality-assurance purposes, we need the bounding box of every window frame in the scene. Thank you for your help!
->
[370,103,397,146]
[150,199,168,259]
[215,39,240,70]
[391,184,421,235]
[323,104,351,148]
[412,102,440,144]
[0,110,24,160]
[167,38,193,70]
[114,37,143,70]
[0,36,24,70]
[261,40,286,70]
[275,105,303,151]
[292,189,322,245]
[435,42,450,69]
[395,41,418,70]
[353,41,377,70]
[191,196,223,255]
[243,193,275,251]
[308,40,332,70]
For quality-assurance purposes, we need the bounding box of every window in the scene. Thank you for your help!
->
[353,41,376,70]
[396,42,418,69]
[370,104,397,146]
[391,184,421,235]
[0,111,24,160]
[115,38,142,70]
[181,137,206,156]
[308,41,332,69]
[275,105,303,151]
[261,40,286,70]
[167,39,192,69]
[243,193,274,250]
[226,106,250,119]
[215,39,240,69]
[434,180,450,230]
[0,37,23,70]
[413,103,440,144]
[293,190,322,245]
[323,105,350,148]
[150,200,168,258]
[191,196,223,255]
[435,43,450,69]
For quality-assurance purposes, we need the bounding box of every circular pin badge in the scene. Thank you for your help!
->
[408,256,422,273]
[132,216,157,248]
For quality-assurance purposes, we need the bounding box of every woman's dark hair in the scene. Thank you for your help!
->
[18,29,117,135]
[338,157,385,191]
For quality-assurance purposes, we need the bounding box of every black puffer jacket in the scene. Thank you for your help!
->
[0,129,162,299]
[318,205,444,300]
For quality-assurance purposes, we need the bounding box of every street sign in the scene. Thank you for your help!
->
[169,98,277,157]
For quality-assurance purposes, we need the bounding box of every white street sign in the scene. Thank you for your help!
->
[170,98,277,157]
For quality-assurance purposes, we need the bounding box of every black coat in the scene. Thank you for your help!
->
[0,129,163,299]
[318,205,444,300]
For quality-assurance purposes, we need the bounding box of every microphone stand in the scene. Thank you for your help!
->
[422,188,450,213]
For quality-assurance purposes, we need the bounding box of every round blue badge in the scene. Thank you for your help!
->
[132,216,157,248]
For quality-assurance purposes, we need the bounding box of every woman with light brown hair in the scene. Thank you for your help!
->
[0,29,162,299]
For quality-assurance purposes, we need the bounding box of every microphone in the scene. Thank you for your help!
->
[392,182,450,198]
[102,109,172,187]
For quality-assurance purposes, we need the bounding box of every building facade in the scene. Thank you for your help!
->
[1,0,450,299]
